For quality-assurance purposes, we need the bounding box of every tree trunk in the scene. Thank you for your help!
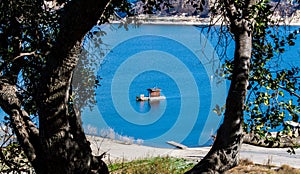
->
[34,0,111,173]
[186,23,252,173]
[0,0,112,173]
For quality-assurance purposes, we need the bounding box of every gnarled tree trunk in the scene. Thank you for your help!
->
[187,29,251,174]
[186,0,255,172]
[0,0,112,173]
[35,1,111,173]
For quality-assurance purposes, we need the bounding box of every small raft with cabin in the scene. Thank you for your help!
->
[136,88,166,101]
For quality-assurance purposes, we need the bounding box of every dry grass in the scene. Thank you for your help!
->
[226,159,300,174]
[108,157,300,174]
[108,157,194,174]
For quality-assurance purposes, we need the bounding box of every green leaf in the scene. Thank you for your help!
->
[278,91,284,96]
[264,99,269,106]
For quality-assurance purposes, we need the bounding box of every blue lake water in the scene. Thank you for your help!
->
[80,24,228,148]
[79,24,299,148]
[0,24,299,148]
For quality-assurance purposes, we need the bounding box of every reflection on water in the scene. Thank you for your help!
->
[82,25,228,148]
[149,100,161,109]
[137,101,148,113]
[136,100,162,113]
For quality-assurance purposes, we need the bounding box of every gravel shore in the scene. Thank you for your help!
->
[88,136,300,168]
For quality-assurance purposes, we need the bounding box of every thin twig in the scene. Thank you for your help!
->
[278,84,300,99]
[12,51,36,62]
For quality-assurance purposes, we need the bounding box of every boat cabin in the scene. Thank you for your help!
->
[136,87,165,101]
[147,88,161,97]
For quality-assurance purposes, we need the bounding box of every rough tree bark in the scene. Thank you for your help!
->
[186,0,256,173]
[0,0,112,173]
[0,59,44,173]
[35,0,113,173]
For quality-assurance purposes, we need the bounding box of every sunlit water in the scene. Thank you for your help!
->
[0,24,299,148]
[80,24,300,148]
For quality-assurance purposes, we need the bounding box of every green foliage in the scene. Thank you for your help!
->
[213,104,226,116]
[0,0,60,117]
[0,123,33,173]
[72,24,115,112]
[0,143,33,173]
[100,0,132,23]
[0,0,133,116]
[246,11,300,146]
[218,0,300,147]
[108,156,194,174]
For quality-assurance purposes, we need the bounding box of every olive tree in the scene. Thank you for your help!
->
[186,0,300,173]
[0,0,130,173]
[1,0,299,173]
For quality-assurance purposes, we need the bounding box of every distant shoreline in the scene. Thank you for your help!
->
[111,15,300,26]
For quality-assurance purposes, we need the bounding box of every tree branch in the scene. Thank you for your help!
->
[11,51,36,62]
[0,78,41,167]
[98,0,114,24]
[278,84,300,99]
[0,56,42,170]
